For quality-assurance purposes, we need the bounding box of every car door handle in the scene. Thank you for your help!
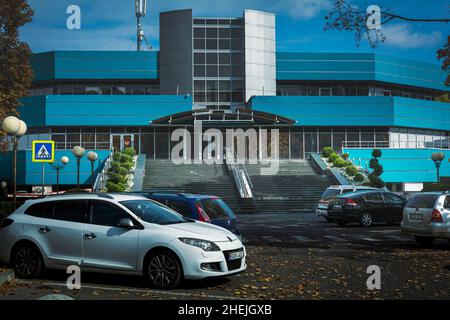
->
[84,233,97,240]
[39,227,51,233]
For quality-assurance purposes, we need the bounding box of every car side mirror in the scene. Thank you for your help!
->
[117,218,135,229]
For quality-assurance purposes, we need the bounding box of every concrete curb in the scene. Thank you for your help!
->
[0,269,15,286]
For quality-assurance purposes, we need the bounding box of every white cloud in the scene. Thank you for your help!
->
[382,23,443,49]
[272,0,331,20]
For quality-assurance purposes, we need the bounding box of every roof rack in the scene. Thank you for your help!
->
[44,193,115,199]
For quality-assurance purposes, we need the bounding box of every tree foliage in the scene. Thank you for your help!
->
[437,36,450,86]
[0,0,34,118]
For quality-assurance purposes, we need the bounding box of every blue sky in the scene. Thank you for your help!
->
[21,0,450,65]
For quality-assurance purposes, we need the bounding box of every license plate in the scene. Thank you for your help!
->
[229,250,244,261]
[410,213,423,220]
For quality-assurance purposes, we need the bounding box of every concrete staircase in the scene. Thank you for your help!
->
[141,160,243,213]
[244,160,332,213]
[139,159,333,214]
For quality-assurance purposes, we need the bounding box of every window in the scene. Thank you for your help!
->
[231,39,242,50]
[206,39,217,49]
[219,53,230,64]
[120,200,186,225]
[206,28,217,38]
[194,66,205,77]
[219,66,230,77]
[383,193,404,204]
[90,201,130,227]
[219,80,230,91]
[85,87,100,95]
[230,28,242,38]
[199,198,234,219]
[53,201,87,223]
[206,66,218,77]
[25,202,54,219]
[166,200,192,217]
[406,194,438,208]
[194,80,206,91]
[218,28,230,38]
[319,88,331,96]
[364,193,383,202]
[194,28,205,38]
[206,53,218,64]
[219,39,230,50]
[194,53,205,64]
[194,39,205,49]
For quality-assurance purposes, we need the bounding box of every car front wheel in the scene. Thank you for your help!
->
[359,213,373,227]
[144,250,182,289]
[12,243,44,279]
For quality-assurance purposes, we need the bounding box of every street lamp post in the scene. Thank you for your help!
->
[431,152,445,183]
[2,116,27,211]
[51,156,69,194]
[72,146,85,190]
[86,151,98,193]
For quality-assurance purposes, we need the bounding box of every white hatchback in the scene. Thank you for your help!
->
[0,193,246,289]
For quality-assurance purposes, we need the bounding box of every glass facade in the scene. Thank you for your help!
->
[193,18,244,110]
[29,126,447,160]
[277,81,438,101]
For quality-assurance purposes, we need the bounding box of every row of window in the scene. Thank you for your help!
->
[194,52,243,65]
[194,91,243,103]
[193,19,242,26]
[194,80,243,92]
[277,84,436,101]
[194,65,243,78]
[25,200,138,227]
[194,38,243,50]
[193,27,242,39]
[29,85,162,97]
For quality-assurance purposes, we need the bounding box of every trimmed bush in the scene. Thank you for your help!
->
[345,166,358,176]
[113,152,122,162]
[106,181,126,192]
[368,173,385,188]
[322,147,334,158]
[123,148,136,157]
[354,173,365,183]
[328,153,339,163]
[373,164,384,176]
[369,158,379,169]
[107,172,127,184]
[120,161,132,170]
[110,161,122,171]
[118,167,129,176]
[333,158,348,168]
[341,153,349,160]
[120,154,133,164]
[372,149,382,158]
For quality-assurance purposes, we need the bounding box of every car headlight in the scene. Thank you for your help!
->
[179,238,220,251]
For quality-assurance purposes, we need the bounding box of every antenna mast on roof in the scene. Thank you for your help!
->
[135,0,151,51]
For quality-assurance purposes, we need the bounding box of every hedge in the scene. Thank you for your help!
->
[322,147,334,158]
[345,166,358,176]
[123,148,136,157]
[328,153,339,163]
[354,173,365,183]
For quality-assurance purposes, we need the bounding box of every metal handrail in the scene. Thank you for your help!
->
[225,147,253,199]
[93,151,113,192]
[342,140,450,149]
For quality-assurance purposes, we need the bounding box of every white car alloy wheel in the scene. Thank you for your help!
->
[360,213,373,227]
[145,250,182,289]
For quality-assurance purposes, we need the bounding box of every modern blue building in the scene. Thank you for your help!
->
[1,9,449,192]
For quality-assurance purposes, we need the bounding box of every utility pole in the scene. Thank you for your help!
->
[135,0,147,51]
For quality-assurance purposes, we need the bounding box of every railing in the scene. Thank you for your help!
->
[342,141,450,149]
[93,151,113,192]
[225,147,253,199]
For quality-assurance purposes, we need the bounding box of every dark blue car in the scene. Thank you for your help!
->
[143,192,239,235]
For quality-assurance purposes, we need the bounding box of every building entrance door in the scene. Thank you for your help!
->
[111,134,135,153]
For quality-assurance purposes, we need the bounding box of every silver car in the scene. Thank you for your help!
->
[401,191,450,245]
[0,193,246,289]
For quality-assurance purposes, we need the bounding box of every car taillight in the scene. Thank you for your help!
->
[345,198,358,206]
[431,209,443,223]
[196,205,211,223]
[0,218,14,229]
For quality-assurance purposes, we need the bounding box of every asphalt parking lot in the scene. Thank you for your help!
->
[1,213,450,300]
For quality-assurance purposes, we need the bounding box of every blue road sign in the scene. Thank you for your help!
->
[32,140,55,163]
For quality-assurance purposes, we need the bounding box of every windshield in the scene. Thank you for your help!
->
[321,189,341,199]
[406,194,438,209]
[120,200,187,225]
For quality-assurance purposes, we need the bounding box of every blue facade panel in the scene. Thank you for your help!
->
[343,148,450,183]
[0,150,111,186]
[19,95,192,126]
[276,52,448,91]
[250,96,450,131]
[32,51,159,81]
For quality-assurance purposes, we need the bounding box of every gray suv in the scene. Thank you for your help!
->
[401,191,450,245]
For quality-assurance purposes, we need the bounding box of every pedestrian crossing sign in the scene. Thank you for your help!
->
[32,140,55,163]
